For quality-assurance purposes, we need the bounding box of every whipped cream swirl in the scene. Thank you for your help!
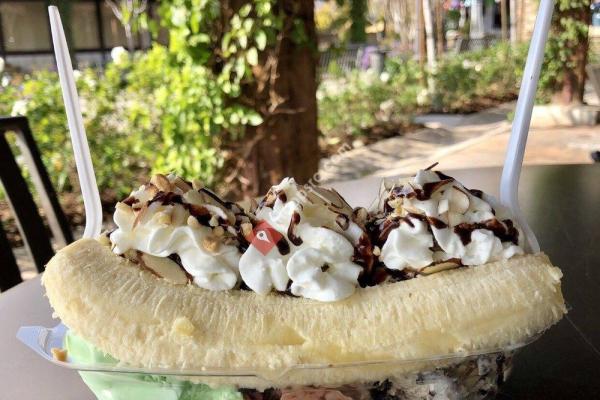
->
[110,174,246,291]
[374,169,524,273]
[239,178,370,301]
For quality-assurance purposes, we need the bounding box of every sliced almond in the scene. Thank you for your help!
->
[402,203,425,215]
[183,190,203,206]
[387,198,403,210]
[140,253,189,285]
[420,261,460,275]
[450,186,470,214]
[133,204,148,228]
[187,215,200,228]
[172,176,192,193]
[151,174,172,192]
[213,226,225,237]
[171,204,188,226]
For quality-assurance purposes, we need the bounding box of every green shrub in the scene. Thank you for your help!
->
[7,65,157,198]
[317,42,529,138]
[433,42,529,111]
[318,59,423,138]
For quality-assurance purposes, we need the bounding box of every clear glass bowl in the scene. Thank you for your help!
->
[17,324,537,400]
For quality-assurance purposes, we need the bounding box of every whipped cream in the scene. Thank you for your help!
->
[239,178,368,301]
[287,225,362,301]
[375,169,524,272]
[109,169,525,302]
[110,174,245,291]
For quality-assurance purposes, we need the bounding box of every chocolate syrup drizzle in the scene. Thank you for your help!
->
[287,212,303,246]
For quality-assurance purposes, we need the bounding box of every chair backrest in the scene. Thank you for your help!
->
[0,116,73,291]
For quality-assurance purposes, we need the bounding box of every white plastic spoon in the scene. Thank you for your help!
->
[500,0,554,254]
[49,6,102,238]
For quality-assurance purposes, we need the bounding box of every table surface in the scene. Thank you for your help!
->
[2,164,599,399]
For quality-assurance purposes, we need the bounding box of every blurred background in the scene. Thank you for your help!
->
[0,0,598,280]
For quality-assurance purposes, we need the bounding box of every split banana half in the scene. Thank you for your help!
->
[42,238,566,389]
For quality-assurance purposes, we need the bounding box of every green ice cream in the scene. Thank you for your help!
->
[64,331,243,400]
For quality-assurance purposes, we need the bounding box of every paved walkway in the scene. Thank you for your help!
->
[320,102,599,182]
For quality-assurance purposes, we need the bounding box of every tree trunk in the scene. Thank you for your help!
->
[240,0,319,197]
[125,25,135,54]
[435,0,444,55]
[509,0,517,43]
[416,0,426,86]
[500,0,508,41]
[552,4,591,105]
[470,0,485,39]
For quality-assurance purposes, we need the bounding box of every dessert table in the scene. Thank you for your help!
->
[1,164,599,399]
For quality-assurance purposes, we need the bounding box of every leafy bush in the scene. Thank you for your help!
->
[6,64,157,198]
[318,42,529,139]
[318,59,423,138]
[539,0,590,103]
[433,42,529,112]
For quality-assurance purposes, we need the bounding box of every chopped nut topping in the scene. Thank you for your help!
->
[373,246,381,256]
[208,215,219,227]
[153,211,171,225]
[202,236,220,252]
[213,226,225,237]
[187,215,200,228]
[241,222,253,238]
[51,347,67,362]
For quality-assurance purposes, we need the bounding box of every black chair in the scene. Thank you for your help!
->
[0,116,73,291]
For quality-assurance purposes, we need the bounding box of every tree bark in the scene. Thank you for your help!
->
[500,0,508,41]
[416,0,426,86]
[552,4,591,105]
[240,0,319,197]
[435,0,444,55]
[509,0,517,43]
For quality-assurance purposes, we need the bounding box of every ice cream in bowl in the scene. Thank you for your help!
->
[17,168,565,399]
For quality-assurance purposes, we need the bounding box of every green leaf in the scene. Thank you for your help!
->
[255,30,267,51]
[247,114,263,126]
[238,34,248,49]
[246,48,258,66]
[239,4,252,18]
